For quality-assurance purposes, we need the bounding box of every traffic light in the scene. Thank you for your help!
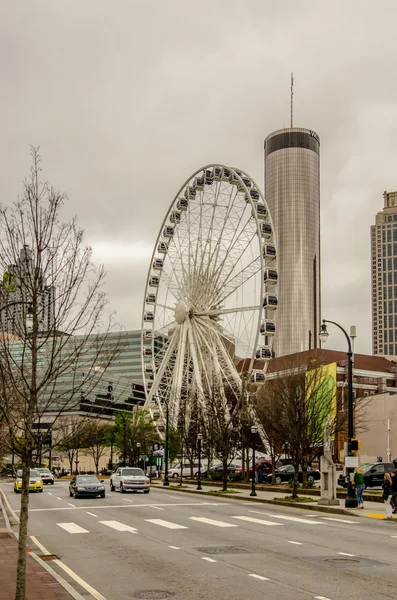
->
[348,438,361,453]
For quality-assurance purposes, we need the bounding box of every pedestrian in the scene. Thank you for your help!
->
[257,462,264,484]
[390,470,397,512]
[353,467,365,509]
[382,472,393,519]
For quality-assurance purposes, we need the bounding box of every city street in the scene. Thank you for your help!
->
[2,480,397,600]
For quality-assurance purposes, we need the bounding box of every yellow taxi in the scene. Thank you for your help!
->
[14,469,44,493]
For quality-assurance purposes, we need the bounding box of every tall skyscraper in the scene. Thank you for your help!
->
[264,127,321,357]
[371,191,397,356]
[0,245,55,336]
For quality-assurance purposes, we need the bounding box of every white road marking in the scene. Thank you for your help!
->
[314,596,333,600]
[202,557,217,563]
[100,520,137,533]
[68,503,76,508]
[338,552,355,557]
[190,516,237,528]
[123,499,133,503]
[57,522,89,534]
[22,501,224,513]
[250,511,319,525]
[232,516,282,527]
[150,505,165,510]
[391,535,397,538]
[321,517,360,524]
[248,574,269,581]
[146,519,187,530]
[53,558,108,600]
[30,535,49,555]
[56,497,62,500]
[168,495,182,499]
[288,541,303,545]
[169,545,180,550]
[47,492,53,496]
[86,512,98,517]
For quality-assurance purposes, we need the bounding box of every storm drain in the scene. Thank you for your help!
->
[133,592,174,600]
[197,546,249,555]
[39,554,59,561]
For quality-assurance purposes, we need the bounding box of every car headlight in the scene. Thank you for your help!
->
[76,487,84,491]
[145,481,150,485]
[99,485,104,490]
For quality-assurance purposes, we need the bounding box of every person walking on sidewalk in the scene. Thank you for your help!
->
[382,472,393,519]
[354,467,365,509]
[390,470,397,512]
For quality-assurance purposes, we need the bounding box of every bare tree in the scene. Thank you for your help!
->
[255,387,284,484]
[0,148,120,600]
[83,420,112,474]
[54,417,94,474]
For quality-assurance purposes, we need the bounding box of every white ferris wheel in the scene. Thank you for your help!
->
[141,164,278,428]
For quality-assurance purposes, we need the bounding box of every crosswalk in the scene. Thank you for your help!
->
[55,511,361,536]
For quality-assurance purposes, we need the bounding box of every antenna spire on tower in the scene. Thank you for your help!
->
[290,72,294,128]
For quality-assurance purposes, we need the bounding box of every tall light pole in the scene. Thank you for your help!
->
[163,401,170,487]
[319,319,357,508]
[250,425,258,497]
[197,433,203,491]
[136,442,141,467]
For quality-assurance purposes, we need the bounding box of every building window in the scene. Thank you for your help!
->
[390,330,394,343]
[388,230,392,242]
[385,330,388,342]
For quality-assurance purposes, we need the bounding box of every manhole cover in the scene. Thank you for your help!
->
[112,548,137,558]
[325,558,360,565]
[196,546,249,555]
[133,592,174,599]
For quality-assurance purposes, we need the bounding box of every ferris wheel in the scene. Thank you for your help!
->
[141,164,278,427]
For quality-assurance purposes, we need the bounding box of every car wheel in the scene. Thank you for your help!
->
[74,492,79,499]
[172,473,178,478]
[50,481,54,485]
[100,493,105,498]
[39,489,43,493]
[194,472,199,478]
[69,491,73,497]
[144,489,150,494]
[275,476,282,484]
[110,481,115,491]
[308,476,314,484]
[120,483,125,493]
[14,487,18,494]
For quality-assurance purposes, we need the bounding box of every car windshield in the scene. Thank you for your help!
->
[16,469,41,478]
[76,476,100,483]
[122,468,144,476]
[362,463,375,473]
[38,469,51,474]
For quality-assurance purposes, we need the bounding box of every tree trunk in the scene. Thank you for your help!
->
[301,457,308,487]
[291,460,300,499]
[15,463,30,600]
[222,457,228,492]
[271,461,276,485]
[179,446,184,487]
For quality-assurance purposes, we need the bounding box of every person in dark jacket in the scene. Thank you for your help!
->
[382,472,393,519]
[353,467,365,509]
[390,470,397,511]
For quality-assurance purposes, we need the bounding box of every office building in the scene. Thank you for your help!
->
[371,190,397,356]
[264,127,321,357]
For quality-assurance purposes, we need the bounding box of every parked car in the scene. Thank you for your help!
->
[236,460,281,477]
[265,464,321,484]
[110,467,150,493]
[69,474,106,499]
[37,467,54,485]
[14,469,44,493]
[337,462,395,489]
[201,464,239,479]
[168,462,204,478]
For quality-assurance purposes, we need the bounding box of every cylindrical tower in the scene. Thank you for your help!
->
[264,127,320,357]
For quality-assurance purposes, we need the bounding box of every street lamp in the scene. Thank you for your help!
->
[136,442,141,467]
[250,425,258,497]
[319,319,357,508]
[196,433,203,490]
[163,401,170,487]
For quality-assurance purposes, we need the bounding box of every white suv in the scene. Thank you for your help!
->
[168,462,204,479]
[110,467,150,493]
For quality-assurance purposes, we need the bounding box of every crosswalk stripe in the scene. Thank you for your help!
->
[321,517,360,524]
[250,511,319,525]
[232,516,282,527]
[100,520,137,533]
[145,519,187,530]
[57,522,89,534]
[189,517,237,528]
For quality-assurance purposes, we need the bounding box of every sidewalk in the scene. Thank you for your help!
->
[0,505,76,600]
[157,481,397,520]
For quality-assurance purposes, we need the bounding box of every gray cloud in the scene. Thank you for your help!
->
[2,0,397,353]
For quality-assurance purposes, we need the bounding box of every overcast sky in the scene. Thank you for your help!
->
[2,1,397,355]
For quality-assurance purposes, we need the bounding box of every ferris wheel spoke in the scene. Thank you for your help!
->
[158,271,182,304]
[196,305,260,317]
[213,256,262,306]
[146,327,180,403]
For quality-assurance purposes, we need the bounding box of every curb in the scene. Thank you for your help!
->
[155,485,356,516]
[0,488,86,600]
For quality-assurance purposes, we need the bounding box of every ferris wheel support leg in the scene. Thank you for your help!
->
[144,329,180,410]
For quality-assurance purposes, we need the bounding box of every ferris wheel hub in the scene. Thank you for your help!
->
[175,301,187,324]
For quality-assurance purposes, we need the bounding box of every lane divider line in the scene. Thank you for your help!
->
[169,545,180,550]
[201,557,217,563]
[288,541,303,545]
[338,552,355,557]
[86,512,98,517]
[248,574,269,581]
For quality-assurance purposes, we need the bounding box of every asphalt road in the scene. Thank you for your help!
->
[2,480,397,600]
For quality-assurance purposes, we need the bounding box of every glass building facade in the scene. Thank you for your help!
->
[264,127,321,357]
[371,191,397,356]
